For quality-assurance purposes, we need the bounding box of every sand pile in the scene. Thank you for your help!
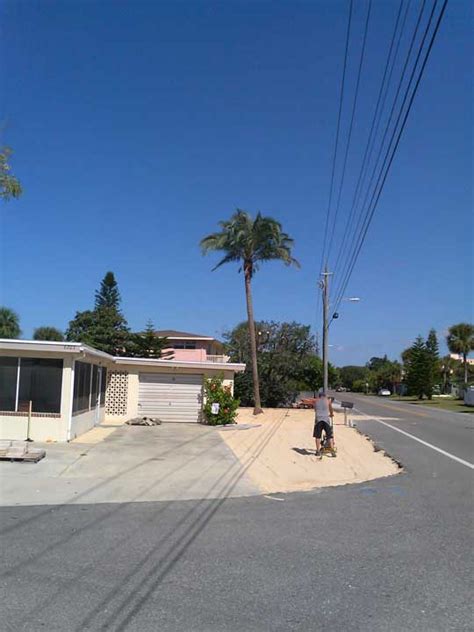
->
[219,408,399,494]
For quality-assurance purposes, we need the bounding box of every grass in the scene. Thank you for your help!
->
[390,395,474,414]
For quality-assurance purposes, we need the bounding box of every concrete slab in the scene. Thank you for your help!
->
[0,423,260,507]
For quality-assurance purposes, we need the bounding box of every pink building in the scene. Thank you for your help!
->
[156,330,230,363]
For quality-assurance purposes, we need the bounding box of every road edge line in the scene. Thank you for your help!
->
[354,409,474,471]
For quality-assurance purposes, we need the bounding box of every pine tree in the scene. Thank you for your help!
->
[95,272,121,311]
[425,329,440,398]
[128,320,171,358]
[406,336,432,399]
[66,308,131,355]
[426,329,439,358]
[66,272,131,355]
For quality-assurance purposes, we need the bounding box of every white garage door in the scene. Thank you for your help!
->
[138,373,203,423]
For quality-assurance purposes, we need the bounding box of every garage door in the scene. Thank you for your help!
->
[138,373,203,422]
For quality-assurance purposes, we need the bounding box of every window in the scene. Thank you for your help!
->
[173,342,196,350]
[0,357,18,411]
[0,357,65,414]
[100,367,107,406]
[72,362,106,414]
[73,361,92,413]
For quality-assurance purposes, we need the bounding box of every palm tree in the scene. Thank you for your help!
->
[0,307,21,339]
[440,355,456,394]
[446,323,474,386]
[0,147,22,200]
[200,210,299,414]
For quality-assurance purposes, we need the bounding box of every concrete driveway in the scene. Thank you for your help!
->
[0,423,259,506]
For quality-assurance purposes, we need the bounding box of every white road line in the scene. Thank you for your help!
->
[355,409,474,470]
[263,495,285,501]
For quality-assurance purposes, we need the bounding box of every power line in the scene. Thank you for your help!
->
[332,0,426,305]
[331,0,409,292]
[317,0,353,284]
[332,0,443,319]
[330,0,448,323]
[331,0,428,307]
[315,0,353,333]
[326,0,373,264]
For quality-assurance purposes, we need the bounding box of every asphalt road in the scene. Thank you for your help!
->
[1,398,473,631]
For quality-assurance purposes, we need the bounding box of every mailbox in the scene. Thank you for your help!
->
[340,401,354,427]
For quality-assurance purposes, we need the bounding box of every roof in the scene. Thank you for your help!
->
[0,339,113,361]
[114,357,245,371]
[154,330,216,341]
[0,339,242,371]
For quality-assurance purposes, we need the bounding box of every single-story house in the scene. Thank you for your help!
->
[0,337,245,443]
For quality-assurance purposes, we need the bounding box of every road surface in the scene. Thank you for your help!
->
[1,397,473,631]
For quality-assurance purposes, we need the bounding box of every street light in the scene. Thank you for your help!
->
[319,266,360,393]
[332,297,361,320]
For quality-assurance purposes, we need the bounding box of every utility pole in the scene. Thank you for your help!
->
[321,266,333,394]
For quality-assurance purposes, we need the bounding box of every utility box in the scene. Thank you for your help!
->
[464,387,474,407]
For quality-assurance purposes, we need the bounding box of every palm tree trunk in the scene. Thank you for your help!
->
[463,353,468,386]
[244,265,263,415]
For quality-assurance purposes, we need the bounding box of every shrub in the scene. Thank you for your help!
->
[352,379,367,393]
[203,375,240,426]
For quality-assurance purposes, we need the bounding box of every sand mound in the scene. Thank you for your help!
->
[219,408,399,494]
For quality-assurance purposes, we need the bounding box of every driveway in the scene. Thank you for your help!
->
[0,423,259,507]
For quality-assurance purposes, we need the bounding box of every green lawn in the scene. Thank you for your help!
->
[390,395,474,414]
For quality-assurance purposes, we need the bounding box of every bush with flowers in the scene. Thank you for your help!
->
[203,374,240,425]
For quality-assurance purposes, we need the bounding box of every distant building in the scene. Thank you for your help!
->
[449,353,474,365]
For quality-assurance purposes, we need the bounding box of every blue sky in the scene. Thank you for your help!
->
[0,0,472,365]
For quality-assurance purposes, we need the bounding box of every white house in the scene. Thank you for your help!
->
[0,339,245,442]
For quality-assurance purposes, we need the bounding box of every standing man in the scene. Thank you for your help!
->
[313,390,336,458]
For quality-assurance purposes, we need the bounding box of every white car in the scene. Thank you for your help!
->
[378,389,391,397]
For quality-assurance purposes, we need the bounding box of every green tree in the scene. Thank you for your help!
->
[0,307,21,339]
[426,329,440,392]
[33,326,64,341]
[352,379,368,393]
[401,347,414,366]
[128,320,171,358]
[95,271,121,310]
[201,210,299,414]
[426,329,439,358]
[225,320,321,407]
[446,323,474,386]
[66,307,131,355]
[340,365,369,391]
[299,355,339,395]
[66,272,131,355]
[369,360,402,394]
[0,147,22,200]
[366,355,389,372]
[440,355,457,394]
[405,336,432,399]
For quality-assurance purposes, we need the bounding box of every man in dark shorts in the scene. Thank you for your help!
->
[313,390,336,457]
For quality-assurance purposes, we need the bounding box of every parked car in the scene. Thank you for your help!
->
[378,389,391,397]
[336,386,347,392]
